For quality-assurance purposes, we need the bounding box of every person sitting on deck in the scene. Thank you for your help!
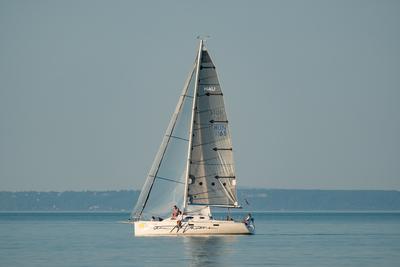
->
[171,205,181,219]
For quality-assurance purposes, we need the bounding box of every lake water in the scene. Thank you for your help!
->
[0,212,399,266]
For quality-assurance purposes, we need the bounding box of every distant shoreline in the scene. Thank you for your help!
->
[1,189,399,211]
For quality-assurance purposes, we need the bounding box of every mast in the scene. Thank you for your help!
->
[183,39,203,211]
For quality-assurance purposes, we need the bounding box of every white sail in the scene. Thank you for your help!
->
[132,63,197,220]
[187,46,239,208]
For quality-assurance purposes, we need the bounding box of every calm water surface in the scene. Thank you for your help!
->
[0,212,399,266]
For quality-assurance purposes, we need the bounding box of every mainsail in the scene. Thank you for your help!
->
[187,46,239,207]
[132,41,239,220]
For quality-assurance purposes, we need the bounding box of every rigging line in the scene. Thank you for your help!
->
[166,134,189,142]
[151,175,185,184]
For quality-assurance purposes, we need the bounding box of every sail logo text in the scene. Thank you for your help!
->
[214,124,227,136]
[204,86,217,92]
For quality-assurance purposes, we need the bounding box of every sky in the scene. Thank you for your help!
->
[0,0,399,191]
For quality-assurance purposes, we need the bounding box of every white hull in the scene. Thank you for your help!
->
[133,217,254,236]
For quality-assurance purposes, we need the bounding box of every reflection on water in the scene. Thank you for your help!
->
[183,236,238,267]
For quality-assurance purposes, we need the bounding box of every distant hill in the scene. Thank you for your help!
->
[0,189,399,211]
[238,189,400,211]
[0,190,137,212]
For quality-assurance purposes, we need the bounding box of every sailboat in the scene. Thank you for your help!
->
[131,39,254,236]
